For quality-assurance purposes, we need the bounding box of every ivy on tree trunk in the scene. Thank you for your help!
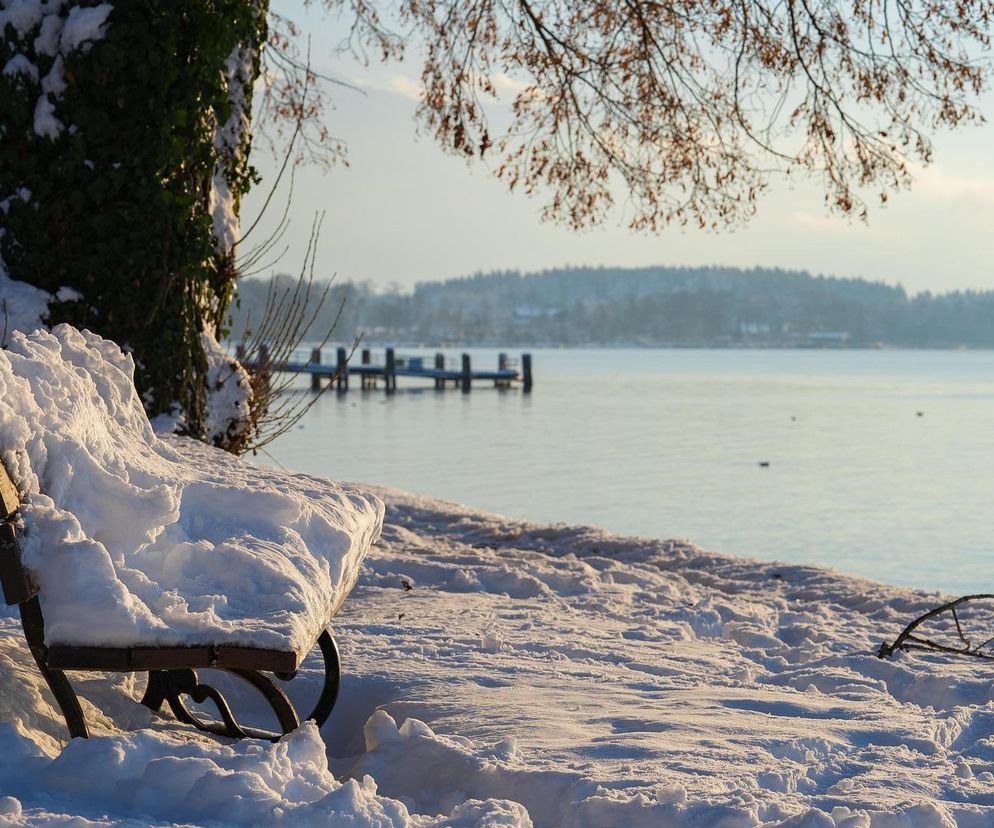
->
[0,0,267,440]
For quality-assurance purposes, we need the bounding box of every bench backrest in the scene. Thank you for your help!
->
[0,461,36,605]
[0,461,17,520]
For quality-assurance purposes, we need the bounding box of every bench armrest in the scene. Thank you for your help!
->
[0,520,37,605]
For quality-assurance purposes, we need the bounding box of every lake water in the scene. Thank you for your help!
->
[266,348,994,594]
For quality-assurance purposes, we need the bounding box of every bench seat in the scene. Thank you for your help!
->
[26,432,383,665]
[0,325,383,739]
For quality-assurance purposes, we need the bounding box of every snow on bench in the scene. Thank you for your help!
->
[0,325,383,739]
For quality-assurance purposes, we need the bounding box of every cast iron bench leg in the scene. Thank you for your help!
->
[306,629,341,726]
[19,597,88,739]
[140,628,342,741]
[274,628,341,725]
[141,667,299,741]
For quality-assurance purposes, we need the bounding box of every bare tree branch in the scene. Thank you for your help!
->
[263,0,993,229]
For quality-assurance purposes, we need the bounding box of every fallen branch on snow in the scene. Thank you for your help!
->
[878,594,994,661]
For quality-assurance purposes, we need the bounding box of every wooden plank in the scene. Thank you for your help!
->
[215,646,299,673]
[129,646,212,670]
[0,462,19,519]
[46,642,299,673]
[46,646,131,670]
[0,522,36,605]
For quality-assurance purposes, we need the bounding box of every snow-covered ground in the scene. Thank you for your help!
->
[2,324,993,826]
[2,481,994,825]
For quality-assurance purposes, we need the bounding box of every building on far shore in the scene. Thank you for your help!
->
[806,331,850,347]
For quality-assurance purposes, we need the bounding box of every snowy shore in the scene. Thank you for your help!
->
[0,318,990,827]
[2,481,994,826]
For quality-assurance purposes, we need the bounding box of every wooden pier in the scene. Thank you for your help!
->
[243,346,533,394]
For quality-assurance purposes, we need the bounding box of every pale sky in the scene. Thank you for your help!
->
[242,2,994,295]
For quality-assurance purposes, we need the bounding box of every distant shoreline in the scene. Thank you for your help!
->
[330,341,994,352]
[231,265,994,351]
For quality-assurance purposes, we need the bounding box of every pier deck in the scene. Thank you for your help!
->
[242,346,533,393]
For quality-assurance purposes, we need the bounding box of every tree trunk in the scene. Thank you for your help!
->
[0,1,267,443]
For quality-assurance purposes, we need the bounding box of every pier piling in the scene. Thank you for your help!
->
[497,353,508,388]
[385,348,396,393]
[361,349,371,388]
[461,353,472,393]
[310,348,322,391]
[522,353,533,393]
[435,353,445,390]
[336,347,348,391]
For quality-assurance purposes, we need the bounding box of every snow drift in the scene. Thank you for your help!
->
[0,325,383,654]
[2,479,994,826]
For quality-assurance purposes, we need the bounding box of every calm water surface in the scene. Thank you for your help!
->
[266,348,994,593]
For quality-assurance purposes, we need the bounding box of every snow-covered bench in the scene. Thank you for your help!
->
[0,326,383,740]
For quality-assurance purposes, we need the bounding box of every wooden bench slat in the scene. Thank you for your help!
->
[215,646,299,674]
[46,646,131,671]
[0,463,18,520]
[45,643,299,673]
[0,521,37,605]
[128,647,214,671]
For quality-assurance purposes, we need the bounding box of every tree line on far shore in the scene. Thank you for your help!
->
[228,266,994,349]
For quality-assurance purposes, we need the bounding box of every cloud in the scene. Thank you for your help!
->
[492,73,530,96]
[388,75,423,102]
[913,165,994,208]
[789,210,848,230]
[377,71,535,106]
